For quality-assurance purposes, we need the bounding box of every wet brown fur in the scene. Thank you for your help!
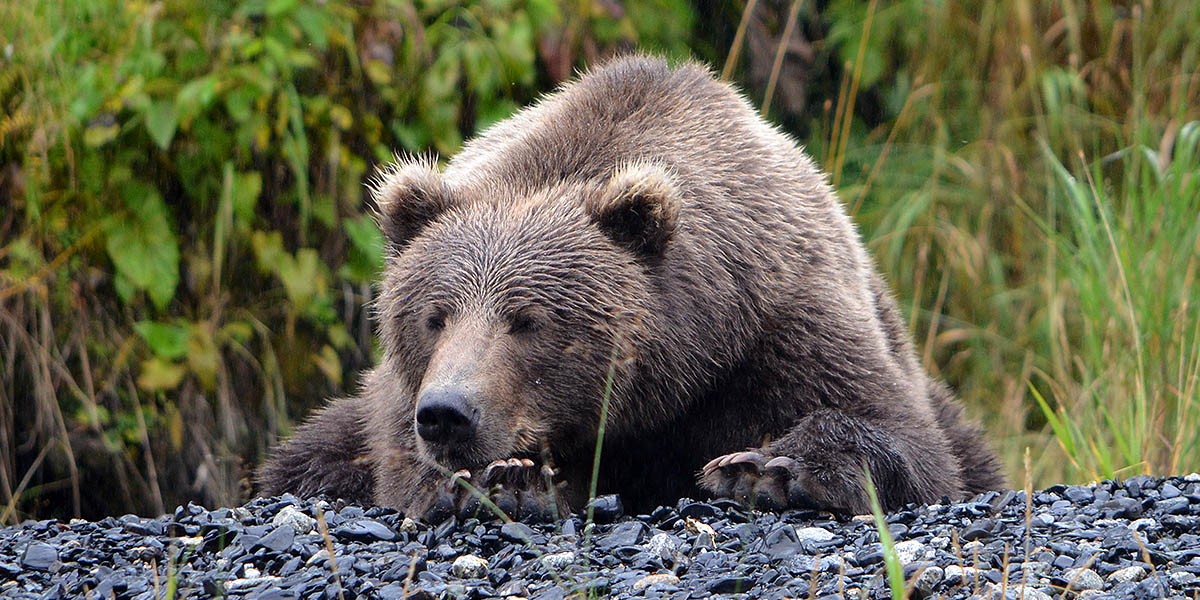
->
[258,55,1003,516]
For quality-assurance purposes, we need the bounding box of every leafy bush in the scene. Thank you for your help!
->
[0,0,698,520]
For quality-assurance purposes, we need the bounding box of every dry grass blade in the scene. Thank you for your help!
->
[721,0,759,81]
[761,0,804,117]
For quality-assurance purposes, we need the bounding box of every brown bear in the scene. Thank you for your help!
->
[258,55,1003,520]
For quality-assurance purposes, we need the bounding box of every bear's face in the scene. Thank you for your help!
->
[372,159,681,472]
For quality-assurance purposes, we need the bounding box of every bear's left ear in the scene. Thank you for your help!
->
[584,161,682,256]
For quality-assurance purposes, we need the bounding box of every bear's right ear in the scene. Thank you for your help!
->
[370,156,454,248]
[584,160,682,257]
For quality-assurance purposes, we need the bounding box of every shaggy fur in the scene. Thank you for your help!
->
[258,55,1003,517]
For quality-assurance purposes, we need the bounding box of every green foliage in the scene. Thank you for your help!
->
[0,0,695,521]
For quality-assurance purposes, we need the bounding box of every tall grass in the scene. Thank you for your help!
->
[813,0,1200,484]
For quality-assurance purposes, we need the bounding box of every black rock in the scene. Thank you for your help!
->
[706,576,755,594]
[854,548,883,567]
[532,585,566,600]
[336,519,398,542]
[679,501,720,520]
[500,522,537,544]
[1154,497,1190,514]
[19,541,58,571]
[1103,497,1144,519]
[960,518,995,541]
[598,521,647,549]
[1064,486,1094,503]
[587,495,624,524]
[255,526,296,553]
[1133,575,1171,599]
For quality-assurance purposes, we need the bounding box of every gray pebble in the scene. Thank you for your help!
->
[1109,564,1146,583]
[1063,567,1103,591]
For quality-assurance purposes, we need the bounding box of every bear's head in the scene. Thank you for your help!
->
[371,157,682,472]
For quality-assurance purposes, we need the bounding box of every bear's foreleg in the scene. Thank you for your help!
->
[699,408,957,514]
[257,397,376,503]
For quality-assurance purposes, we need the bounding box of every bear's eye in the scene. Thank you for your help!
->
[425,311,446,332]
[508,311,541,335]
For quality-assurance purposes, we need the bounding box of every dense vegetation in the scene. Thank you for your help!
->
[1,0,1196,522]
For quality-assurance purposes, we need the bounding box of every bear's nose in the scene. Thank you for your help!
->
[415,389,479,444]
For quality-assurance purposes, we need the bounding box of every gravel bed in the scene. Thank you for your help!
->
[4,475,1200,599]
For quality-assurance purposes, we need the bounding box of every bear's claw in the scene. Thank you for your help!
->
[699,451,812,511]
[424,458,565,523]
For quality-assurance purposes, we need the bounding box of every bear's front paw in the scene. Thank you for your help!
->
[699,451,817,511]
[424,458,567,524]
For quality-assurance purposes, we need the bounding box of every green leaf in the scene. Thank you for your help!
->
[176,75,219,121]
[144,100,177,149]
[2,238,42,281]
[340,215,384,284]
[134,321,191,360]
[266,0,299,17]
[232,171,262,225]
[105,182,180,310]
[293,5,329,49]
[224,85,258,122]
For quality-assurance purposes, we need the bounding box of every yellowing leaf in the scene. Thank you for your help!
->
[137,357,187,391]
[186,323,220,391]
[314,344,342,386]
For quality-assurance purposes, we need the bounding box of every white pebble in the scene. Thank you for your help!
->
[986,583,1052,600]
[271,505,315,535]
[1129,518,1157,531]
[226,576,281,590]
[944,565,979,585]
[540,551,574,570]
[892,540,927,565]
[632,573,680,591]
[398,517,418,534]
[646,532,678,556]
[1108,565,1146,583]
[794,526,835,543]
[451,554,489,579]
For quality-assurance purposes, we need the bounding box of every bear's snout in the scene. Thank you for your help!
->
[415,389,480,445]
